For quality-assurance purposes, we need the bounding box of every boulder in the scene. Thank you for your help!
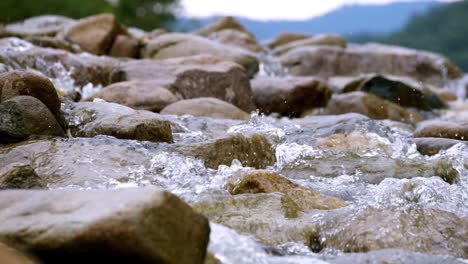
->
[67,101,174,143]
[194,16,254,38]
[171,133,276,169]
[273,34,347,56]
[119,55,256,112]
[0,15,75,38]
[265,32,311,50]
[0,187,210,264]
[227,170,345,210]
[251,76,333,117]
[319,207,468,258]
[413,120,468,141]
[323,91,424,124]
[108,34,140,58]
[206,29,263,52]
[0,162,45,189]
[279,43,463,87]
[413,137,467,155]
[142,33,259,77]
[0,96,64,143]
[86,80,179,112]
[161,97,250,120]
[0,242,38,264]
[61,13,126,55]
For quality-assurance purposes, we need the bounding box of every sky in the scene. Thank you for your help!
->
[181,0,456,21]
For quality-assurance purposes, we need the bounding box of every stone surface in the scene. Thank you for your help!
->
[0,162,45,189]
[207,29,263,52]
[279,43,463,87]
[67,101,174,143]
[0,96,64,143]
[315,130,390,154]
[172,133,276,169]
[265,32,311,50]
[227,170,345,210]
[194,16,254,38]
[25,35,82,53]
[0,187,210,264]
[413,137,467,155]
[413,120,468,141]
[120,55,256,112]
[251,76,333,117]
[0,15,75,38]
[273,34,347,56]
[324,91,424,124]
[0,242,38,264]
[142,33,259,77]
[161,97,250,120]
[108,34,140,58]
[62,13,126,55]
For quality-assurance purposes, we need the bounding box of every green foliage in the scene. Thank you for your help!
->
[348,1,468,72]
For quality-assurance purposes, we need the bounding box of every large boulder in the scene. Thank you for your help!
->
[142,33,259,77]
[171,133,276,169]
[0,96,64,143]
[413,120,468,141]
[265,32,311,50]
[194,16,254,38]
[206,29,263,52]
[323,91,424,124]
[251,76,333,117]
[279,43,463,87]
[119,55,256,112]
[67,101,174,143]
[161,97,250,120]
[227,170,345,210]
[0,162,45,189]
[273,34,347,56]
[61,13,126,55]
[0,187,210,264]
[0,15,75,38]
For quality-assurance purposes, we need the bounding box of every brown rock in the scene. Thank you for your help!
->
[62,13,126,55]
[251,76,333,117]
[0,162,45,189]
[207,29,263,52]
[161,97,250,120]
[108,34,140,58]
[413,137,467,156]
[0,15,75,38]
[25,36,82,53]
[194,16,254,38]
[324,92,424,124]
[265,32,311,50]
[273,34,347,56]
[413,120,468,141]
[0,242,38,264]
[316,130,390,154]
[228,170,345,210]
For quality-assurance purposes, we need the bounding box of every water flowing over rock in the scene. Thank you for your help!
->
[414,120,468,140]
[0,15,75,38]
[413,137,467,155]
[0,187,210,264]
[0,162,45,189]
[161,97,251,120]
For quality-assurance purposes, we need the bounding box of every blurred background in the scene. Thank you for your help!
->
[1,0,466,71]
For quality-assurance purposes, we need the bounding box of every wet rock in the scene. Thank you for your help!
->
[108,34,140,58]
[279,43,463,87]
[0,187,210,264]
[316,130,390,154]
[172,133,276,169]
[193,193,318,245]
[25,35,82,53]
[161,97,250,120]
[265,32,311,50]
[86,80,179,112]
[0,96,64,143]
[0,242,39,264]
[413,137,467,155]
[204,252,222,264]
[228,170,345,210]
[413,120,468,141]
[320,207,468,258]
[0,162,45,189]
[323,92,424,124]
[273,34,347,56]
[120,55,255,112]
[251,76,333,117]
[67,101,174,143]
[207,29,263,52]
[194,16,254,39]
[0,70,61,118]
[0,15,75,38]
[61,13,126,55]
[142,33,259,77]
[341,74,446,110]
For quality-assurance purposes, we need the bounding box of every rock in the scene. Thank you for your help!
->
[61,13,126,55]
[0,187,210,264]
[120,55,255,112]
[413,120,468,141]
[273,34,347,56]
[0,70,61,118]
[0,242,38,264]
[0,162,45,189]
[315,130,390,154]
[108,34,140,58]
[86,80,179,112]
[265,32,311,50]
[319,207,468,258]
[228,170,345,210]
[251,76,333,117]
[279,43,463,87]
[67,101,174,143]
[206,29,263,52]
[24,35,82,53]
[142,33,259,77]
[341,74,446,110]
[171,133,276,169]
[161,97,250,120]
[0,15,75,38]
[194,16,254,38]
[413,137,467,155]
[323,92,424,124]
[204,252,221,264]
[0,96,64,143]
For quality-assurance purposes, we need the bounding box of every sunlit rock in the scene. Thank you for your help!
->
[194,16,254,39]
[315,130,390,154]
[0,15,75,38]
[265,32,311,50]
[25,35,82,53]
[0,162,45,189]
[206,29,264,52]
[273,34,347,56]
[227,170,345,210]
[0,187,210,264]
[413,120,468,141]
[0,242,38,264]
[108,34,140,58]
[413,137,467,155]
